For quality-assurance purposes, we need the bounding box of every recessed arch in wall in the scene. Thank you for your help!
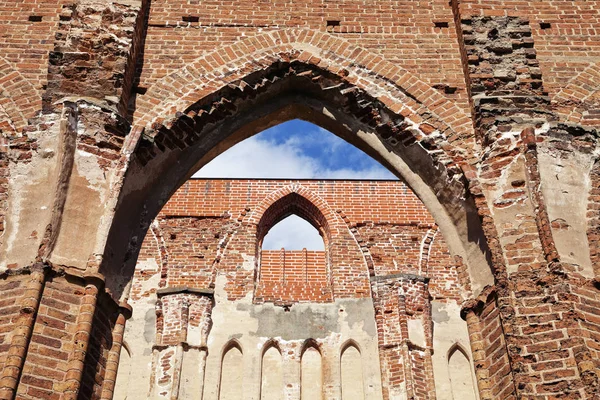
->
[252,189,340,302]
[447,343,477,400]
[219,340,244,400]
[260,343,283,400]
[301,341,323,400]
[262,214,325,251]
[340,341,364,400]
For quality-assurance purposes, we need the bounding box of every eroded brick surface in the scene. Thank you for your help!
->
[1,0,600,399]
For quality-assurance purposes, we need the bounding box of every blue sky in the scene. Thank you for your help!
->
[195,119,396,180]
[194,119,396,249]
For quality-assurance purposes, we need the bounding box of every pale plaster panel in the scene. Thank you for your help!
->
[180,348,206,400]
[261,347,283,400]
[431,301,478,400]
[341,345,364,400]
[202,274,384,400]
[50,149,110,268]
[538,145,594,276]
[2,128,60,269]
[301,348,323,400]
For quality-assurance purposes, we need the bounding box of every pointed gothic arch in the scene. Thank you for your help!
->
[447,343,478,400]
[250,186,366,301]
[552,61,600,126]
[251,188,336,249]
[100,29,494,301]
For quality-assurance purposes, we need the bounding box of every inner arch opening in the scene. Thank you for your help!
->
[262,215,325,251]
[194,119,396,180]
[104,61,494,301]
[112,60,491,400]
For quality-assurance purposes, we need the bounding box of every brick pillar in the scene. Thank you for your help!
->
[0,266,46,399]
[0,264,131,399]
[462,289,516,400]
[150,288,214,398]
[62,283,99,399]
[453,9,600,398]
[100,305,132,400]
[372,274,436,400]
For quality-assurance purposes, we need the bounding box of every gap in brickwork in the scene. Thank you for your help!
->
[262,215,324,251]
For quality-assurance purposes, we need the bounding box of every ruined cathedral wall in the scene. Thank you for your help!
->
[137,0,470,117]
[1,0,600,398]
[118,178,470,399]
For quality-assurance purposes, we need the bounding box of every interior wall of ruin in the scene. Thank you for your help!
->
[114,179,473,399]
[1,0,599,398]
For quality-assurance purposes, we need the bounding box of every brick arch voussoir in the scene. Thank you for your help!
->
[133,28,474,156]
[246,184,345,240]
[587,160,600,277]
[553,62,600,126]
[0,57,39,133]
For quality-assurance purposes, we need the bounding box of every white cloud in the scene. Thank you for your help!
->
[193,135,394,179]
[262,215,325,250]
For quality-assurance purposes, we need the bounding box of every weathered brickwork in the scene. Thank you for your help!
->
[120,178,464,399]
[257,249,331,303]
[464,291,515,400]
[1,0,599,399]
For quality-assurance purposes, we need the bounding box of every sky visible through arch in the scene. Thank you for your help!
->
[193,119,397,250]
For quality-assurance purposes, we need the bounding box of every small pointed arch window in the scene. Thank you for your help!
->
[255,193,333,303]
[447,343,477,400]
[261,341,283,400]
[340,341,365,400]
[219,341,244,400]
[301,340,323,400]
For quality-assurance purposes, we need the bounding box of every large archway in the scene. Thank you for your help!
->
[101,39,494,301]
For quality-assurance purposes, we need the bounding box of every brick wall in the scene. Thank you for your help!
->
[0,0,68,114]
[256,249,331,303]
[0,275,28,374]
[465,292,515,400]
[138,179,458,305]
[458,1,600,100]
[588,163,600,275]
[130,178,462,400]
[138,0,469,115]
[2,0,600,398]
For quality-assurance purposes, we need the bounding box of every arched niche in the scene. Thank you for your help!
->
[113,341,132,399]
[258,213,329,302]
[447,344,477,400]
[261,342,283,400]
[219,341,244,400]
[301,341,323,400]
[255,192,332,251]
[252,188,358,301]
[340,341,364,400]
[101,46,493,302]
[256,192,331,275]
